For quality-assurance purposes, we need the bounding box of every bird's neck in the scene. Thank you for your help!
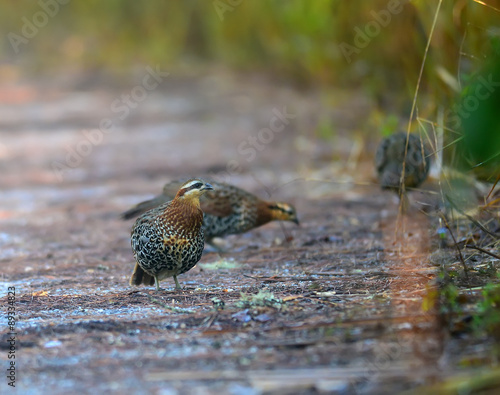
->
[175,195,201,210]
[162,197,204,232]
[173,196,203,217]
[255,201,274,226]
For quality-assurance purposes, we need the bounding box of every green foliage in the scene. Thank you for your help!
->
[473,280,500,338]
[237,290,284,310]
[0,2,491,80]
[439,281,463,316]
[457,48,500,181]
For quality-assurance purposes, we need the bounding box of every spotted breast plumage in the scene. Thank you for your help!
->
[129,179,213,290]
[122,180,299,244]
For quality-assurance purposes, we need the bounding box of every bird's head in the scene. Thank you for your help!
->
[175,179,214,205]
[268,202,299,225]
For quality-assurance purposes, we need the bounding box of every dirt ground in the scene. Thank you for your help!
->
[1,73,498,394]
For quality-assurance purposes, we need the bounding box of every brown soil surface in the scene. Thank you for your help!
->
[1,75,498,394]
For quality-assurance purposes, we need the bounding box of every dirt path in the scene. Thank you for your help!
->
[0,75,494,394]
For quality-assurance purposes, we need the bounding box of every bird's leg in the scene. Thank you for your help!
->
[173,275,181,290]
[154,276,161,291]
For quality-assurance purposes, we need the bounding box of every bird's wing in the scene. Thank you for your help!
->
[200,191,234,217]
[121,194,170,220]
[162,180,184,198]
[375,138,390,172]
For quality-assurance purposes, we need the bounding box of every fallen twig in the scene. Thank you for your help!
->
[446,195,500,239]
[440,212,469,280]
[465,244,500,260]
[243,274,317,283]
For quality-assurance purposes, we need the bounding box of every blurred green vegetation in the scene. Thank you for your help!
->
[455,44,500,182]
[1,2,495,86]
[1,1,499,152]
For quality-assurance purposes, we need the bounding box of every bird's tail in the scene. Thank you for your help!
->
[129,263,155,286]
[121,195,168,220]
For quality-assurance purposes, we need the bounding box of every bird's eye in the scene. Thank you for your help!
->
[192,182,203,189]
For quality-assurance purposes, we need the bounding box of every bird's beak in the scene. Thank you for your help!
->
[293,218,300,225]
[202,183,214,191]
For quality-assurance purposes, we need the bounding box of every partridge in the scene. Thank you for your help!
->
[122,180,299,244]
[375,132,431,209]
[129,179,213,290]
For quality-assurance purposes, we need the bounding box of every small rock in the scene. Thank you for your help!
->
[231,309,252,322]
[43,340,62,348]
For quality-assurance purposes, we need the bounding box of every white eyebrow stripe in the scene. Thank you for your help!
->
[182,180,202,189]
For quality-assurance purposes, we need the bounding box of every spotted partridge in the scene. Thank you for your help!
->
[122,180,299,244]
[375,132,431,210]
[129,179,213,290]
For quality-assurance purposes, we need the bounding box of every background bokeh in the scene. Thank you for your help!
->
[1,0,499,178]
